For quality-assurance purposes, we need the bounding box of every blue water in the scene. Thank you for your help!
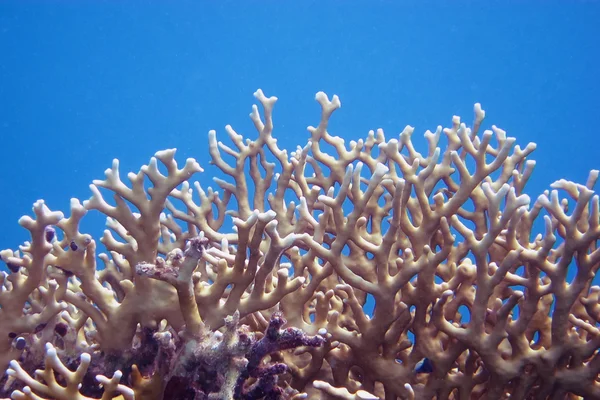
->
[0,3,598,315]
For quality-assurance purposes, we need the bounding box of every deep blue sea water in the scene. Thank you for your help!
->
[1,2,599,316]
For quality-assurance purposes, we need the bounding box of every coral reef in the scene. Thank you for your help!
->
[1,90,599,399]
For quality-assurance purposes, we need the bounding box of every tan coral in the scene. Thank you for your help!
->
[6,343,133,400]
[1,90,599,399]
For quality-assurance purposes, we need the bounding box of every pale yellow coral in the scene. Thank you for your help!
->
[1,90,599,399]
[6,343,133,400]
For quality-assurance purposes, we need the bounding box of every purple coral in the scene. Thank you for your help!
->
[234,312,326,399]
[154,311,325,399]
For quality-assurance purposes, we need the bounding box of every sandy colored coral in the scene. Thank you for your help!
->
[1,89,599,399]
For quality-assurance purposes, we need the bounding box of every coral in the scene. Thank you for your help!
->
[6,342,134,400]
[1,89,599,399]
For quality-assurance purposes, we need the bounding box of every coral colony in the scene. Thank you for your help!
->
[1,90,599,400]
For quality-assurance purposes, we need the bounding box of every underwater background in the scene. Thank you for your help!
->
[0,2,598,288]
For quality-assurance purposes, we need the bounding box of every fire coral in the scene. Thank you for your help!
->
[1,90,599,399]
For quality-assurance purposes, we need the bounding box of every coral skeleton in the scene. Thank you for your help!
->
[1,90,599,399]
